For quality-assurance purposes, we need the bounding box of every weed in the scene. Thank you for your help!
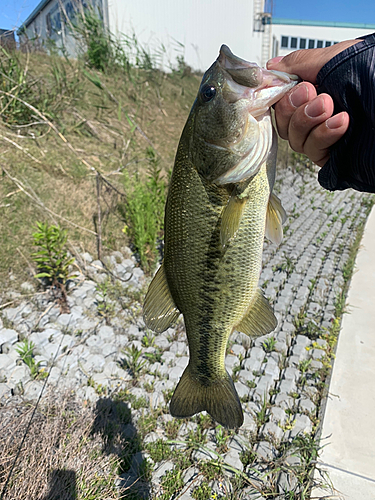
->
[147,438,173,462]
[187,425,207,447]
[196,412,215,430]
[215,425,231,454]
[143,380,154,393]
[256,393,269,427]
[192,483,212,500]
[96,278,116,322]
[165,419,180,439]
[232,363,241,382]
[141,330,155,348]
[32,222,76,311]
[136,410,158,439]
[262,336,276,353]
[16,339,48,380]
[120,147,167,271]
[162,388,174,404]
[160,468,184,499]
[143,348,163,364]
[74,8,115,72]
[0,47,67,125]
[240,448,256,468]
[199,459,223,481]
[298,359,312,385]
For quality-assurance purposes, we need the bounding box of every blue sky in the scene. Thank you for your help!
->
[0,0,374,31]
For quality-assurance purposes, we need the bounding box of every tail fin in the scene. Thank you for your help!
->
[169,365,243,429]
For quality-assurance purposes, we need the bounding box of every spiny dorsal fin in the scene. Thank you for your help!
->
[143,262,180,333]
[170,364,243,429]
[220,195,247,247]
[236,288,277,338]
[265,193,287,245]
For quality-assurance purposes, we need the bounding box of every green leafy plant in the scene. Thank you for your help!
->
[262,336,276,353]
[215,424,231,454]
[192,483,212,500]
[96,279,116,322]
[256,393,269,427]
[16,339,47,380]
[121,344,146,377]
[32,222,76,286]
[121,147,167,271]
[159,468,184,500]
[73,8,115,72]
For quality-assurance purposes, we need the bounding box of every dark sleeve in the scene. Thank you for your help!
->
[316,32,375,192]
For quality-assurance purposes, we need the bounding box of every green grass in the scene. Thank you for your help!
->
[0,27,200,287]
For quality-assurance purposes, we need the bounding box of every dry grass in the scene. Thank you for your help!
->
[0,392,129,499]
[0,48,201,289]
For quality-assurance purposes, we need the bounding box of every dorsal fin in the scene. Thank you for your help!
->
[265,193,287,245]
[143,262,180,333]
[236,288,277,338]
[220,195,247,247]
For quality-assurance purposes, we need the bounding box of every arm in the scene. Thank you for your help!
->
[267,34,375,192]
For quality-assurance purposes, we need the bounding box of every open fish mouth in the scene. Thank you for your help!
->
[217,44,299,112]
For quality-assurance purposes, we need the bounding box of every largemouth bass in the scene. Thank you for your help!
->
[143,45,298,428]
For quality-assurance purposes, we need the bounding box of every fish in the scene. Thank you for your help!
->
[143,45,298,428]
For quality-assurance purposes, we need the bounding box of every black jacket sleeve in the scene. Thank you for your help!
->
[316,32,375,192]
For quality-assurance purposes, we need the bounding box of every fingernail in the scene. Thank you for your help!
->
[267,56,284,68]
[305,97,325,118]
[326,114,344,129]
[290,84,308,108]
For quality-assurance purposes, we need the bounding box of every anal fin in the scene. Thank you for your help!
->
[143,262,180,333]
[265,193,287,245]
[236,288,277,338]
[220,195,247,247]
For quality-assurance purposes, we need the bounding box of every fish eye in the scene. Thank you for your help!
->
[201,85,216,102]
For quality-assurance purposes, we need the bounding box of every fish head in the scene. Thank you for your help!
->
[188,45,298,184]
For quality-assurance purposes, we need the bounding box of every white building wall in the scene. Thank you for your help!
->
[272,22,375,57]
[105,0,267,72]
[20,0,103,56]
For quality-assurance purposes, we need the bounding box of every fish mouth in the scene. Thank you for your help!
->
[217,44,299,114]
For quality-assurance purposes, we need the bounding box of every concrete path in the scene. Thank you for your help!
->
[312,205,375,499]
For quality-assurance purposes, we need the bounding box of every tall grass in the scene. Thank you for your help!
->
[0,46,82,126]
[120,148,168,272]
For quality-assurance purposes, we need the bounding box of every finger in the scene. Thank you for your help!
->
[267,39,362,83]
[274,82,317,140]
[303,112,350,167]
[288,93,334,153]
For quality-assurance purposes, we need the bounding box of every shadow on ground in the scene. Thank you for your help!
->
[91,397,151,499]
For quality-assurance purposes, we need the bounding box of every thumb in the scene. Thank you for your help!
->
[267,39,362,84]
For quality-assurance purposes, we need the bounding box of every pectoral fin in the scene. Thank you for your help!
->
[236,288,277,337]
[220,195,247,247]
[265,193,287,245]
[143,262,180,333]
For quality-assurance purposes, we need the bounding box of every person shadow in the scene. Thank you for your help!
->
[41,470,76,500]
[91,397,150,499]
[41,397,149,499]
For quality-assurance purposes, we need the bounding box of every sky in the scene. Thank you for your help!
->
[0,0,374,32]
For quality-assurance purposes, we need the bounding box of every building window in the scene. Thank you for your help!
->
[308,39,315,49]
[281,36,288,48]
[46,13,52,36]
[299,38,306,49]
[317,40,323,48]
[290,37,297,48]
[325,41,332,47]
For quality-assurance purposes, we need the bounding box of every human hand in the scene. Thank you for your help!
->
[267,40,361,167]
